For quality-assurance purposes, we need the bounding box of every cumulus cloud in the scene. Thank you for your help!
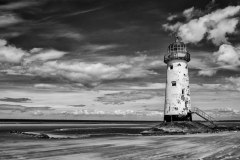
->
[183,7,195,20]
[0,39,159,87]
[194,44,240,76]
[164,6,240,45]
[25,49,68,63]
[21,60,156,86]
[96,91,161,104]
[32,110,44,116]
[207,18,238,45]
[224,77,240,91]
[162,22,183,32]
[0,39,67,64]
[180,6,240,45]
[2,55,159,87]
[0,39,28,63]
[198,69,217,76]
[213,44,240,66]
[167,14,177,21]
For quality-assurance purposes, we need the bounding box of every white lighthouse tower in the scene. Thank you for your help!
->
[164,37,192,122]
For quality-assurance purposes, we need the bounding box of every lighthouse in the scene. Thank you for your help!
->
[164,37,192,122]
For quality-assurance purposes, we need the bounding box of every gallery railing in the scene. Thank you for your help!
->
[164,52,190,63]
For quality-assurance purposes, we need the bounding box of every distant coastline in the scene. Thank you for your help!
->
[1,119,240,123]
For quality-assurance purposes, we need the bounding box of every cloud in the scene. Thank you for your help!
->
[40,31,84,41]
[82,44,120,52]
[0,40,160,87]
[180,6,240,45]
[67,5,109,16]
[167,14,177,21]
[212,44,240,66]
[0,32,22,38]
[164,6,240,45]
[183,7,203,20]
[183,7,195,20]
[198,69,217,76]
[0,104,53,112]
[206,18,239,45]
[59,109,163,117]
[0,1,41,10]
[34,84,58,89]
[25,49,68,63]
[0,39,7,46]
[0,39,28,63]
[0,13,22,27]
[32,110,44,116]
[0,97,31,103]
[21,60,156,87]
[162,22,182,32]
[96,91,161,104]
[224,77,240,91]
[69,105,86,107]
[0,39,67,64]
[207,107,240,116]
[129,83,166,89]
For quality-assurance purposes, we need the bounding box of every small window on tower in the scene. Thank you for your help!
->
[182,89,184,94]
[172,81,176,86]
[170,65,173,69]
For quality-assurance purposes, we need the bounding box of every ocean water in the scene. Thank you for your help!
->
[0,121,240,160]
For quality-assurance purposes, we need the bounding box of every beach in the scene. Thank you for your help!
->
[0,122,240,160]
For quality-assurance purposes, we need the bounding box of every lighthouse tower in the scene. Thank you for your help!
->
[164,37,192,122]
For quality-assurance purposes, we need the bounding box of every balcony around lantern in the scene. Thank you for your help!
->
[164,52,190,64]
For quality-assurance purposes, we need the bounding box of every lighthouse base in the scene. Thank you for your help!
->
[164,112,192,122]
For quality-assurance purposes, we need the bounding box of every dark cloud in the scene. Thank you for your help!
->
[69,105,86,107]
[0,104,53,112]
[0,97,31,103]
[145,108,163,112]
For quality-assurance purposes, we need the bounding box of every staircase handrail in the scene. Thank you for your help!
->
[191,107,216,124]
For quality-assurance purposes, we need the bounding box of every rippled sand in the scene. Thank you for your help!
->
[1,123,240,160]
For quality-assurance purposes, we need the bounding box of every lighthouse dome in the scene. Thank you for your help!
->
[164,37,190,64]
[167,37,187,54]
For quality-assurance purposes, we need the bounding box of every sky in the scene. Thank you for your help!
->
[0,0,240,120]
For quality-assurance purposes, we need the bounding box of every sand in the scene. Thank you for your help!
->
[1,123,240,160]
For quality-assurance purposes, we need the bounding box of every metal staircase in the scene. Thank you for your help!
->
[191,107,216,126]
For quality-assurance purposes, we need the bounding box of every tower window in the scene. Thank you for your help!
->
[171,81,176,86]
[170,65,173,69]
[182,89,184,94]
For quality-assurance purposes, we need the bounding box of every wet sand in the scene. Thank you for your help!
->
[1,123,240,160]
